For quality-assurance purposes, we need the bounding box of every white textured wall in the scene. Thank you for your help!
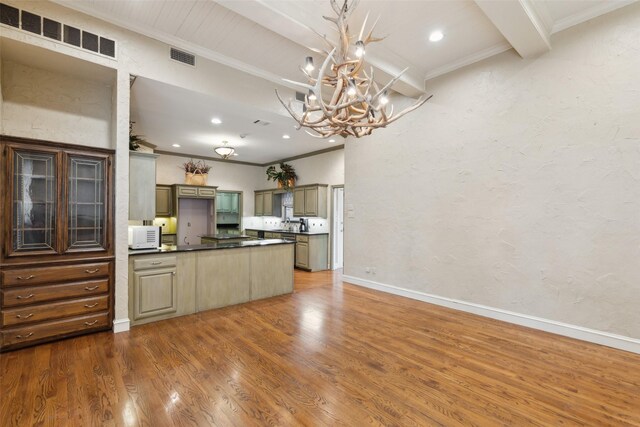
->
[155,153,263,217]
[345,5,640,340]
[1,61,112,147]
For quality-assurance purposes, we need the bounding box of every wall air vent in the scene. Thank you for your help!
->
[0,2,116,59]
[170,48,196,66]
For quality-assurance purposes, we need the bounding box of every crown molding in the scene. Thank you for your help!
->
[424,41,512,82]
[551,0,637,34]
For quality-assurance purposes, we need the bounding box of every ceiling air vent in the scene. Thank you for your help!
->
[0,2,116,58]
[253,119,271,126]
[170,47,196,66]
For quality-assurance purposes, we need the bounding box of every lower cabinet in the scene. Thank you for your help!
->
[295,235,328,271]
[128,253,196,326]
[133,267,177,320]
[0,260,114,351]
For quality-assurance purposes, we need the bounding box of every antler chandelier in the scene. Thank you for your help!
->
[276,0,432,138]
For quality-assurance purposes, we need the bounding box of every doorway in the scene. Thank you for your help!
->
[331,186,344,270]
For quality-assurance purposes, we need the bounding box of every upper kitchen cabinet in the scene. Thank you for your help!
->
[129,152,158,220]
[293,184,328,217]
[1,137,114,259]
[155,185,173,217]
[254,190,273,216]
[216,192,239,214]
[173,185,217,200]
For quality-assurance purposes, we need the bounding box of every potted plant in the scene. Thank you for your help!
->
[129,121,148,151]
[266,162,298,191]
[180,159,212,186]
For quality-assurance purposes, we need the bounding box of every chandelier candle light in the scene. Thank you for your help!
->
[276,0,432,138]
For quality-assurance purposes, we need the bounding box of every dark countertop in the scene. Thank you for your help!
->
[200,234,251,240]
[245,228,329,236]
[129,239,294,256]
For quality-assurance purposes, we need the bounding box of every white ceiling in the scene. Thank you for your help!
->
[55,0,636,164]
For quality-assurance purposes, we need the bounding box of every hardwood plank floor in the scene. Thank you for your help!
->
[2,269,639,426]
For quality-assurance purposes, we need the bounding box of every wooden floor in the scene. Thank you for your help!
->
[2,270,640,426]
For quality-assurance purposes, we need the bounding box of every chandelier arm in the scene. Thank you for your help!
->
[372,67,409,99]
[358,12,369,41]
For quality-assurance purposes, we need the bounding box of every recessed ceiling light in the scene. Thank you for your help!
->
[211,117,222,124]
[172,144,181,148]
[329,139,336,143]
[429,31,444,42]
[282,134,291,139]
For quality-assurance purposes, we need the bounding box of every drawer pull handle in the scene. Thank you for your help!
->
[151,261,162,265]
[85,268,100,274]
[84,320,98,326]
[17,275,35,280]
[16,294,35,300]
[84,303,99,308]
[16,313,34,319]
[84,286,99,291]
[16,332,34,339]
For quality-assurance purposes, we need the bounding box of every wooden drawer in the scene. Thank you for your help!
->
[264,232,281,239]
[1,262,110,287]
[1,312,110,348]
[296,235,309,243]
[2,279,109,307]
[133,256,177,271]
[2,295,109,327]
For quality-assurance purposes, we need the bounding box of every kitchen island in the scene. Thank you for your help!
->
[128,239,294,325]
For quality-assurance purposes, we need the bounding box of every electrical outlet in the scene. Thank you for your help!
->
[365,267,370,274]
[372,267,377,275]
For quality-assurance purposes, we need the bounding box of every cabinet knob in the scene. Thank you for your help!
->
[84,286,99,291]
[85,268,100,274]
[16,313,34,319]
[17,275,35,280]
[16,332,34,339]
[84,303,99,308]
[16,294,35,300]
[84,320,98,326]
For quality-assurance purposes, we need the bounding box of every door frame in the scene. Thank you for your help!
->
[329,184,344,270]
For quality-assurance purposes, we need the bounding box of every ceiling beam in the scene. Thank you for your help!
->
[474,0,550,58]
[216,0,425,98]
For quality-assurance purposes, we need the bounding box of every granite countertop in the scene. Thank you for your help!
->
[200,234,251,240]
[245,228,329,236]
[129,239,294,255]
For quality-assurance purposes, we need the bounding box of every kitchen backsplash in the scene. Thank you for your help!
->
[243,216,329,232]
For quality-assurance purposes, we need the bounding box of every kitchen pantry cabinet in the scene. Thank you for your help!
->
[293,184,328,218]
[295,234,328,272]
[129,152,158,220]
[155,185,173,217]
[0,136,114,352]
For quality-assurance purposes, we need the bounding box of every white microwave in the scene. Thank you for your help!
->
[128,226,161,249]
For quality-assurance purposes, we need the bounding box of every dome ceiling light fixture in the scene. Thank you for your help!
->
[214,140,235,160]
[275,0,432,139]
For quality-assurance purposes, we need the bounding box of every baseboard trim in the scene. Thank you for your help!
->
[112,318,130,333]
[343,275,640,355]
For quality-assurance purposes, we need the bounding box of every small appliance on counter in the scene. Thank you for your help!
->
[299,218,308,232]
[128,225,161,249]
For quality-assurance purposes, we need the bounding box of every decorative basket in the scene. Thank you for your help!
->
[185,171,208,186]
[277,178,295,189]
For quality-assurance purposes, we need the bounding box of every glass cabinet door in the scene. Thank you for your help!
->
[67,155,107,251]
[11,150,58,254]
